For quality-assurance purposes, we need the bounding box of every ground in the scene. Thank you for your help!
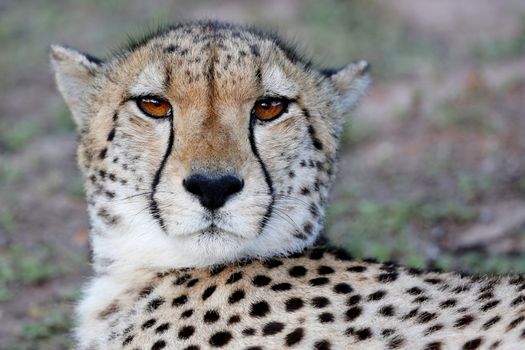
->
[1,1,525,348]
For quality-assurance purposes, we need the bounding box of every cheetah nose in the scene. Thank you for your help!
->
[183,173,244,210]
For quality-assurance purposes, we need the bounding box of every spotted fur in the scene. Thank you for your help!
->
[50,22,524,349]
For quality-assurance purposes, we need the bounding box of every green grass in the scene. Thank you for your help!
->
[302,0,437,79]
[13,309,73,350]
[474,14,525,61]
[0,246,59,302]
[434,98,495,133]
[0,121,42,152]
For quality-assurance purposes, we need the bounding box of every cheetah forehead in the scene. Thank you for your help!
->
[120,25,304,101]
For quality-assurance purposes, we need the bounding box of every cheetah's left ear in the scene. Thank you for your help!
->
[49,45,103,128]
[324,60,371,114]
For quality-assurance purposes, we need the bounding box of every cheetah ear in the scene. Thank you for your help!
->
[324,60,371,114]
[50,45,103,127]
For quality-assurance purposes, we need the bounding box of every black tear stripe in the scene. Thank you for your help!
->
[248,117,275,235]
[302,108,324,151]
[150,117,174,232]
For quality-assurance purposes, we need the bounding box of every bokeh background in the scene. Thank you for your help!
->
[1,0,525,348]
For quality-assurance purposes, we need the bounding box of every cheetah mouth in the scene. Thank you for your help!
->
[195,224,241,239]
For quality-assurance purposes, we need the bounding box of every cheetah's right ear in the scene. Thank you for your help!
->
[325,60,371,114]
[50,45,103,127]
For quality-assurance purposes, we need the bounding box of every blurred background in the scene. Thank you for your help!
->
[1,0,525,348]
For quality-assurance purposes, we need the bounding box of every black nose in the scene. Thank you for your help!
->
[183,173,244,210]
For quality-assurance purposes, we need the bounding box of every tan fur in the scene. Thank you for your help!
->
[50,22,524,349]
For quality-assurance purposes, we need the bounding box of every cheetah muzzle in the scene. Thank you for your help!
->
[51,21,525,350]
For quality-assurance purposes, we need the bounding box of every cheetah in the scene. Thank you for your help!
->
[50,21,525,349]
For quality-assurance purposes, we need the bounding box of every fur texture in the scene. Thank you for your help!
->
[50,22,524,349]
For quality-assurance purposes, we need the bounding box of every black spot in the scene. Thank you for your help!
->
[424,324,443,336]
[178,325,195,339]
[181,309,193,319]
[303,222,313,235]
[210,265,225,276]
[477,291,494,301]
[99,148,107,159]
[250,301,270,317]
[454,314,475,328]
[314,340,331,350]
[413,296,429,303]
[346,295,361,306]
[209,331,232,347]
[439,299,457,308]
[424,278,442,285]
[204,310,220,323]
[367,290,386,301]
[146,298,165,312]
[387,336,405,349]
[406,287,424,295]
[228,315,240,324]
[311,296,330,308]
[202,285,217,300]
[402,307,419,320]
[462,338,483,350]
[262,321,285,335]
[242,328,256,336]
[355,328,372,341]
[172,295,188,306]
[107,128,116,141]
[424,342,442,350]
[122,335,134,346]
[347,265,366,273]
[511,294,525,306]
[285,298,304,312]
[174,274,190,285]
[139,286,154,298]
[141,318,156,329]
[288,266,307,277]
[482,315,501,330]
[377,272,398,283]
[226,272,243,284]
[151,340,166,350]
[417,312,437,324]
[379,305,395,317]
[381,329,395,337]
[309,277,329,286]
[186,278,199,287]
[345,306,362,321]
[317,266,334,275]
[253,275,272,287]
[318,312,334,323]
[182,346,199,350]
[300,187,311,196]
[155,323,170,334]
[263,259,283,268]
[480,300,500,311]
[285,327,304,346]
[228,290,245,304]
[334,283,353,294]
[271,283,292,291]
[309,248,325,260]
[507,315,525,331]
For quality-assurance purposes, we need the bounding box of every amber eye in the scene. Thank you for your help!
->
[252,98,288,121]
[136,96,172,118]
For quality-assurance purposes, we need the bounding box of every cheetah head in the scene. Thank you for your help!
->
[50,22,369,273]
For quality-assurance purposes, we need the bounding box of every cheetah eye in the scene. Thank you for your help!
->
[136,96,172,118]
[252,98,288,121]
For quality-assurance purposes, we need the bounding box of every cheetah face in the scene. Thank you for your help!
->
[51,23,369,271]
